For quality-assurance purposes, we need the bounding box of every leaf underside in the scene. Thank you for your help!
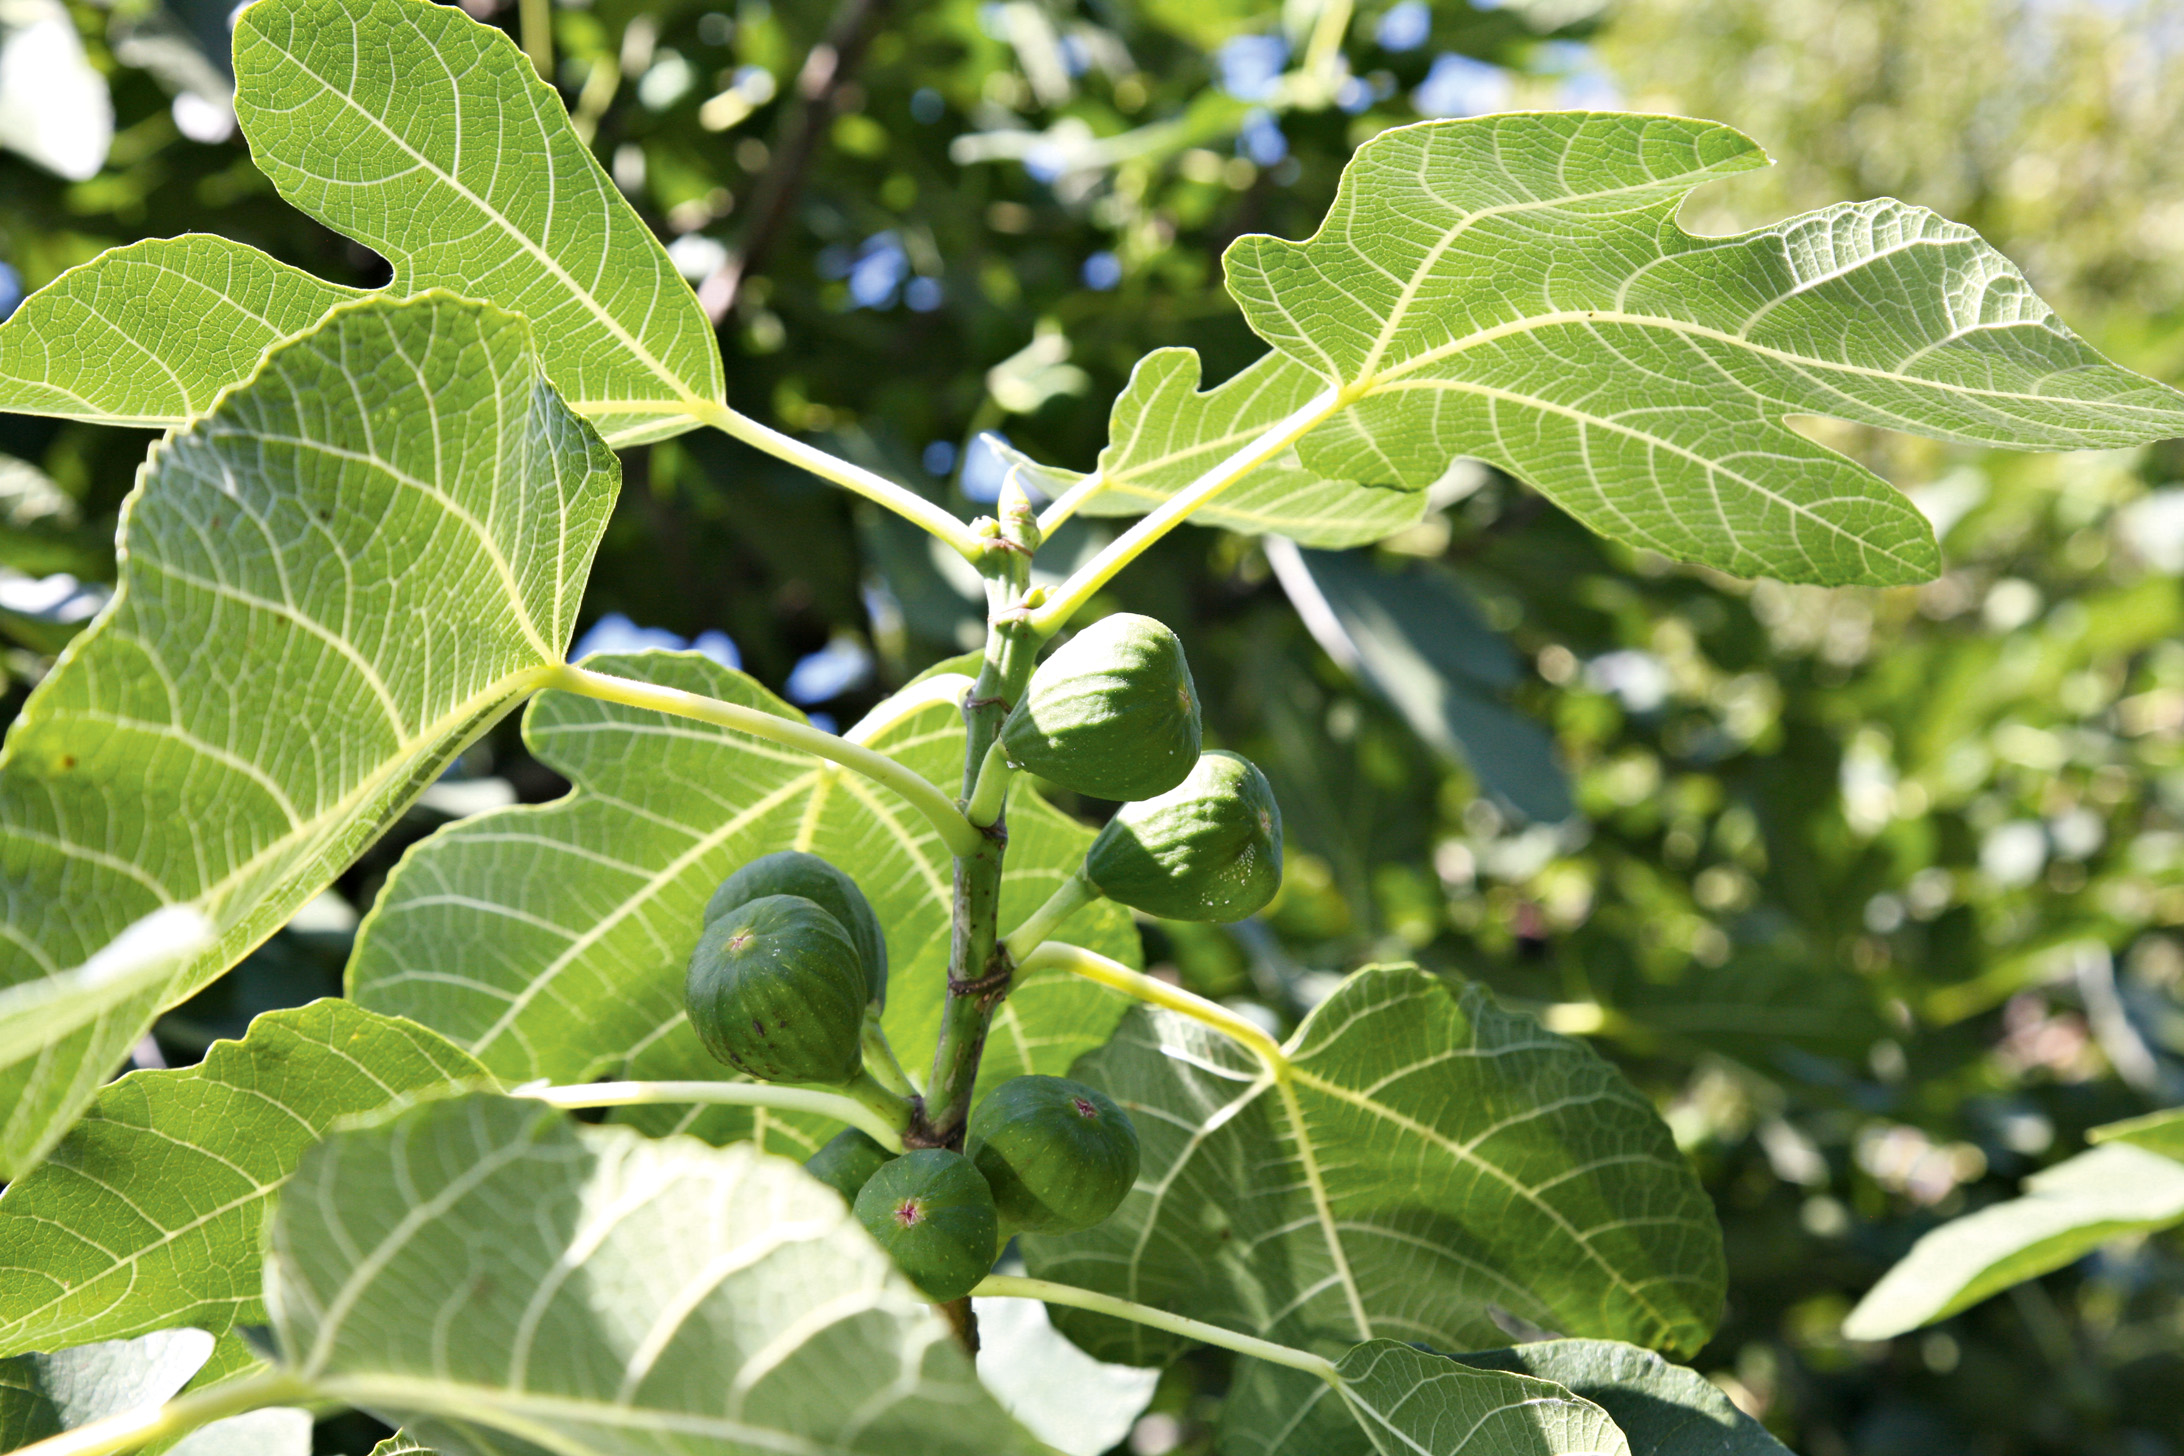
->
[1025,964,1725,1454]
[349,650,1139,1156]
[0,1000,487,1359]
[0,293,614,1178]
[266,1094,1041,1455]
[1453,1339,1793,1456]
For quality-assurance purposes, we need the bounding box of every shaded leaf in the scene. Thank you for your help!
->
[0,1330,308,1456]
[0,293,615,1178]
[0,1000,487,1358]
[1224,113,2184,585]
[350,651,1138,1157]
[1026,965,1722,1440]
[1453,1340,1792,1456]
[233,0,723,445]
[263,1093,1041,1455]
[0,237,361,429]
[1841,1141,2184,1339]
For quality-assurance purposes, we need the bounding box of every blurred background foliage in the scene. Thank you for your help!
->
[3,0,2183,1451]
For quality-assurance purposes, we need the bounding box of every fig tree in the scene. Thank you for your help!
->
[705,850,889,1005]
[805,1127,895,1204]
[967,1075,1139,1234]
[853,1148,999,1302]
[684,893,867,1083]
[1001,612,1200,802]
[1082,750,1283,921]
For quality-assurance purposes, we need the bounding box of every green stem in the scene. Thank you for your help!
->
[972,1276,1339,1382]
[862,1008,920,1098]
[685,400,982,558]
[843,1068,916,1134]
[544,663,982,857]
[964,738,1014,828]
[518,0,554,80]
[920,486,1043,1145]
[1000,873,1098,963]
[1015,941,1288,1071]
[1297,0,1354,84]
[8,1373,312,1456]
[1030,387,1344,636]
[1034,471,1109,535]
[513,1079,906,1151]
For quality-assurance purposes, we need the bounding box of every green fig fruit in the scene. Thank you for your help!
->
[1083,750,1282,921]
[685,893,867,1083]
[805,1128,895,1204]
[1001,612,1201,802]
[966,1075,1139,1234]
[705,851,889,1006]
[853,1148,999,1302]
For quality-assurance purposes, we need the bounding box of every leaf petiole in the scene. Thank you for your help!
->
[512,1079,907,1152]
[543,663,984,857]
[1033,470,1110,535]
[1029,386,1344,634]
[1015,941,1287,1071]
[971,1275,1338,1383]
[6,1372,313,1456]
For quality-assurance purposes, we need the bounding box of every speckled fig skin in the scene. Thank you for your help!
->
[967,1075,1139,1234]
[704,851,889,1006]
[1001,612,1201,802]
[805,1128,895,1204]
[1083,750,1283,921]
[853,1148,999,1302]
[684,893,867,1083]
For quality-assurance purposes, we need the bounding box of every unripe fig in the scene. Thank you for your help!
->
[1083,750,1283,921]
[805,1128,894,1205]
[967,1075,1139,1234]
[1001,613,1201,802]
[684,894,866,1084]
[853,1148,999,1302]
[705,851,889,1006]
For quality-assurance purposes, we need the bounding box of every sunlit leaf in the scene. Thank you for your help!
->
[0,293,615,1177]
[1452,1340,1792,1456]
[263,1093,1041,1455]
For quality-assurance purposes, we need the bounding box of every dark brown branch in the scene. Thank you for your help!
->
[697,0,894,322]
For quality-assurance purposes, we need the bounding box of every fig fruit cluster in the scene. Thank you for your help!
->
[1009,614,1284,922]
[825,1074,1139,1302]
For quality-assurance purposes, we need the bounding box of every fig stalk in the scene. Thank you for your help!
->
[1000,871,1098,963]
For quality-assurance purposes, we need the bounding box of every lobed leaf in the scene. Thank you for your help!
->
[1075,350,1425,548]
[232,0,724,445]
[263,1093,1042,1455]
[1024,965,1723,1444]
[0,1000,487,1359]
[1211,112,2184,585]
[0,293,615,1178]
[0,236,362,429]
[1841,1141,2184,1340]
[349,650,1139,1157]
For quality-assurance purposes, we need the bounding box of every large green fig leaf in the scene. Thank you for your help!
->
[1025,965,1723,1444]
[0,1000,487,1358]
[231,0,723,445]
[1331,1342,1627,1456]
[349,651,1138,1156]
[1451,1340,1791,1456]
[0,293,615,1178]
[0,236,362,428]
[1841,1139,2184,1340]
[262,1093,1042,1455]
[1072,350,1426,548]
[1191,112,2184,585]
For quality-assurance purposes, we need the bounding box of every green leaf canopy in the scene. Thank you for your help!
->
[350,652,1137,1154]
[1107,112,2184,581]
[264,1094,1041,1455]
[1453,1340,1793,1456]
[0,293,615,1178]
[0,1000,487,1358]
[1026,965,1724,1447]
[232,0,724,445]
